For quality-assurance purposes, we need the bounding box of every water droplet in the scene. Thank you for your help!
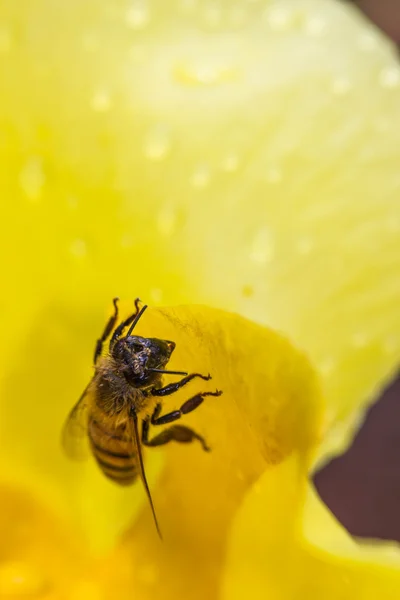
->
[0,561,48,596]
[120,233,134,248]
[82,32,99,52]
[331,77,351,96]
[264,7,291,31]
[249,227,274,264]
[19,157,45,202]
[386,216,400,233]
[351,332,369,349]
[174,62,240,86]
[157,206,177,236]
[70,239,87,259]
[126,1,150,29]
[91,89,111,112]
[181,0,197,11]
[382,335,399,356]
[379,66,400,89]
[221,153,239,172]
[0,27,12,53]
[296,236,314,256]
[144,125,171,161]
[265,166,282,184]
[191,164,211,188]
[318,357,336,376]
[303,15,327,37]
[150,288,163,303]
[357,32,378,52]
[66,195,79,210]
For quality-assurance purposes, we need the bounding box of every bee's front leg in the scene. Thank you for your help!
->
[151,372,211,397]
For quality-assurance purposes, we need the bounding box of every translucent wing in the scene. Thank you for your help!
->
[62,381,93,460]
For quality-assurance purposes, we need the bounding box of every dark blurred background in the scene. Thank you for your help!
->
[314,0,400,543]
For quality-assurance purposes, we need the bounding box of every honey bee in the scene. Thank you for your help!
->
[62,298,222,537]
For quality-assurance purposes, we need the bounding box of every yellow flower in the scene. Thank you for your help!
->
[0,0,400,599]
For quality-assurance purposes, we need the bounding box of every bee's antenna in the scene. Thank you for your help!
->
[148,368,188,376]
[127,304,148,336]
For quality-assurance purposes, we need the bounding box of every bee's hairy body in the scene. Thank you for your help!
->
[63,298,222,536]
[88,358,155,485]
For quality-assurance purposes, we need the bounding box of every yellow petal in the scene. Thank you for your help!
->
[223,463,400,600]
[1,0,399,465]
[1,0,400,597]
[92,304,323,600]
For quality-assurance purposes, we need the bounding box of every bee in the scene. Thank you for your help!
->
[62,298,222,537]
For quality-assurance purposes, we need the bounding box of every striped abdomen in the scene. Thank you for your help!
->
[88,409,138,486]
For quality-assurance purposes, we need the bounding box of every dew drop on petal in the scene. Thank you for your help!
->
[303,15,327,37]
[66,195,79,211]
[296,236,314,256]
[221,153,239,172]
[19,157,45,202]
[157,206,177,236]
[379,66,400,89]
[249,227,274,264]
[191,164,211,188]
[386,216,400,233]
[91,89,111,112]
[150,288,163,303]
[331,77,351,96]
[318,357,336,376]
[143,125,171,161]
[265,165,282,184]
[0,26,12,53]
[264,6,292,31]
[0,561,48,596]
[351,331,369,349]
[82,32,99,52]
[69,239,88,259]
[126,1,150,30]
[382,335,400,356]
[357,32,378,52]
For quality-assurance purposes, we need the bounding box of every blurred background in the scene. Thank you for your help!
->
[316,0,400,543]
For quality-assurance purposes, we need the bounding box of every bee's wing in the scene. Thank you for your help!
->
[62,381,93,460]
[126,411,162,538]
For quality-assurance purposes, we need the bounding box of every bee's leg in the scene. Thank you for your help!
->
[108,297,141,350]
[151,373,212,397]
[94,297,119,364]
[142,417,210,452]
[150,389,222,426]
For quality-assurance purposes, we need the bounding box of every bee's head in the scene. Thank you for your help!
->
[112,335,177,387]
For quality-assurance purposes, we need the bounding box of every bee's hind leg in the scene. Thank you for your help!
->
[141,418,210,452]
